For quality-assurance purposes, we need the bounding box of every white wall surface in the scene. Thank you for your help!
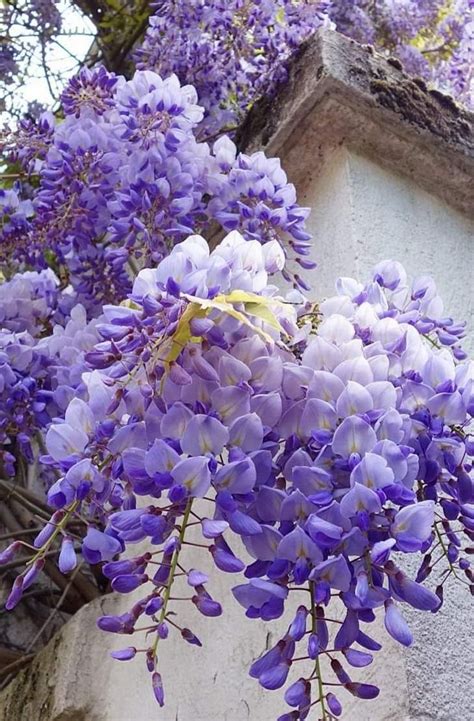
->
[299,149,473,351]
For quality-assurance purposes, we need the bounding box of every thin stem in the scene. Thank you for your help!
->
[434,522,460,581]
[309,582,328,721]
[0,548,62,573]
[26,501,79,567]
[152,499,193,660]
[165,616,182,631]
[0,527,43,542]
[0,653,35,681]
[24,562,84,653]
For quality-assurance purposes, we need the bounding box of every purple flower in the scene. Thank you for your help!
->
[97,613,136,634]
[171,456,211,497]
[340,484,381,518]
[346,682,379,700]
[0,541,22,565]
[201,518,229,538]
[152,672,165,707]
[33,511,64,548]
[334,610,359,650]
[61,66,118,118]
[22,559,44,590]
[350,453,395,489]
[192,589,222,617]
[391,501,435,552]
[112,573,148,594]
[210,538,245,573]
[332,416,377,457]
[384,600,413,646]
[277,527,323,564]
[228,413,264,453]
[82,528,122,564]
[288,606,307,641]
[181,414,229,456]
[111,646,136,661]
[327,693,343,717]
[187,569,209,587]
[306,516,342,548]
[45,422,89,462]
[389,571,440,611]
[181,628,202,647]
[232,578,288,614]
[58,537,77,573]
[284,678,307,707]
[342,648,373,667]
[259,662,291,691]
[5,577,24,610]
[145,597,164,615]
[214,459,256,494]
[310,556,352,592]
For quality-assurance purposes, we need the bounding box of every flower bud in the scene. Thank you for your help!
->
[111,647,136,661]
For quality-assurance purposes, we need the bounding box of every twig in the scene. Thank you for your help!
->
[24,563,85,653]
[0,527,43,542]
[0,550,59,573]
[0,653,35,681]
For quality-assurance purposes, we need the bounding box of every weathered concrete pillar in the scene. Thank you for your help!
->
[238,29,474,721]
[1,30,472,721]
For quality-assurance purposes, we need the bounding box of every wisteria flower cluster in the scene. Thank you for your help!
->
[2,67,312,311]
[0,0,63,117]
[0,2,472,717]
[0,268,99,477]
[3,230,471,719]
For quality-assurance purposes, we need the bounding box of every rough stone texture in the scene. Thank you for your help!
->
[237,29,474,217]
[1,29,473,721]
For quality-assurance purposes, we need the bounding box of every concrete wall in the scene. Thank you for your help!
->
[1,145,473,721]
[297,148,474,348]
[294,147,474,721]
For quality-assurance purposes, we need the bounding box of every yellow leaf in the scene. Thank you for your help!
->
[122,299,142,311]
[223,290,285,332]
[275,7,286,24]
[158,291,287,388]
[163,303,206,365]
[182,292,277,342]
[244,301,283,332]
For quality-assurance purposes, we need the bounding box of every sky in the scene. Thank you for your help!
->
[5,1,95,119]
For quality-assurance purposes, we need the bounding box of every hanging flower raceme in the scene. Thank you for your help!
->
[1,5,473,715]
[3,232,472,719]
[0,268,100,477]
[3,68,312,311]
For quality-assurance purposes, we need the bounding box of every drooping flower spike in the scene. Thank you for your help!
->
[3,230,471,719]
